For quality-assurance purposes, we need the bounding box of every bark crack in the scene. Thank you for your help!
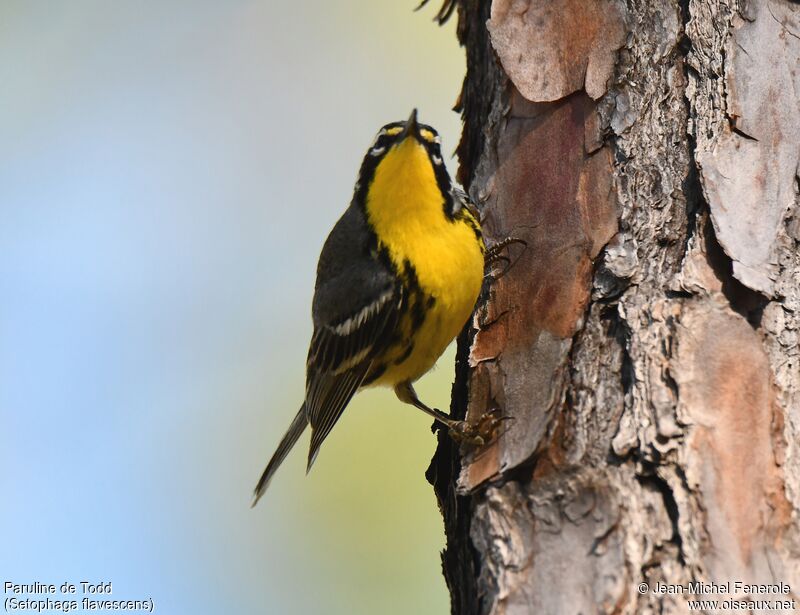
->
[682,0,770,325]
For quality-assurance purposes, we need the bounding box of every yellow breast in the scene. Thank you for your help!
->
[364,138,484,385]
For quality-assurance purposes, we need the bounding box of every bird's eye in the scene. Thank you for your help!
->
[370,146,386,156]
[432,154,443,166]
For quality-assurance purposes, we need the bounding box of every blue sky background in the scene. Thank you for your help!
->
[0,2,465,613]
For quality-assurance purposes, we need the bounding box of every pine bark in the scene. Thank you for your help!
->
[427,1,800,613]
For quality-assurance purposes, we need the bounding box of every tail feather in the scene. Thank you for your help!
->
[252,405,307,507]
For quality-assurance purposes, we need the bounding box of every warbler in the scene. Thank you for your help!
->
[252,109,500,505]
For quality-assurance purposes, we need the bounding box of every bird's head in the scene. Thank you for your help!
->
[368,108,444,161]
[356,109,457,218]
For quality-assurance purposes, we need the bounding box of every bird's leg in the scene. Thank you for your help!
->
[394,381,510,448]
[394,381,461,429]
[484,237,527,281]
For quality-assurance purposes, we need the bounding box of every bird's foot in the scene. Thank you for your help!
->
[485,237,527,281]
[448,408,512,449]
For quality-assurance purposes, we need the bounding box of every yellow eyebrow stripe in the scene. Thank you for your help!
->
[419,128,435,142]
[385,127,402,136]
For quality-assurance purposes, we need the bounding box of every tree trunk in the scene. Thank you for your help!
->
[427,0,800,613]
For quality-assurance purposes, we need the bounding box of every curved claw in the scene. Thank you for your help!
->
[448,409,513,450]
[485,255,511,280]
[485,237,528,281]
[485,237,528,262]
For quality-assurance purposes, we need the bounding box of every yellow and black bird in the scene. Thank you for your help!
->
[252,110,494,505]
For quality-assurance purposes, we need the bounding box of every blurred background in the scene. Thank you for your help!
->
[0,2,465,613]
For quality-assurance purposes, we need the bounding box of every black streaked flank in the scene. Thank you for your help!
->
[393,343,415,365]
[362,363,387,386]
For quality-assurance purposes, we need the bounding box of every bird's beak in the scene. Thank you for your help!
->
[399,108,419,141]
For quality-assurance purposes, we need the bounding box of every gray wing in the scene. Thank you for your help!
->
[304,204,401,469]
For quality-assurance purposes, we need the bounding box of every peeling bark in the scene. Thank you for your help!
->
[427,0,800,613]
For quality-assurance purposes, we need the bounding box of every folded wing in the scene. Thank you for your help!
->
[304,284,401,469]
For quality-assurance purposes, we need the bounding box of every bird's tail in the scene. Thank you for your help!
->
[251,405,307,507]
